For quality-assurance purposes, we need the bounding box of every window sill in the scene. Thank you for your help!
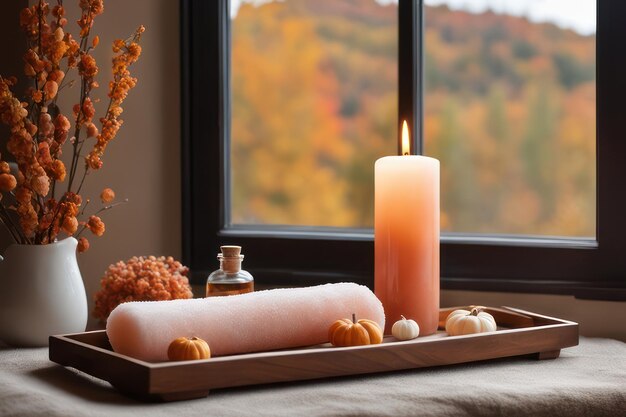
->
[189,268,626,302]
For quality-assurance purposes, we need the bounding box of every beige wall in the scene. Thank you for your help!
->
[2,1,624,339]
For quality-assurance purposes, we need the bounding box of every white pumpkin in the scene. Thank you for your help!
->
[391,315,420,340]
[445,307,497,336]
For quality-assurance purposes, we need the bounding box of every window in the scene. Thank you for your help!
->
[423,1,596,238]
[181,0,626,300]
[229,0,398,229]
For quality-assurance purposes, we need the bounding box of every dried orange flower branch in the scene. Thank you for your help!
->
[0,0,144,251]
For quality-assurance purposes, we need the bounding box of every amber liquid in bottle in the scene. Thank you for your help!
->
[206,281,254,297]
[206,245,254,297]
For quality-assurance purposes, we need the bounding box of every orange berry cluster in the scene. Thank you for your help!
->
[92,256,193,321]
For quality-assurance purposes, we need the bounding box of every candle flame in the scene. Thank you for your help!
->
[401,120,410,155]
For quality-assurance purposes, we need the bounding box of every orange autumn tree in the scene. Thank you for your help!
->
[0,0,144,251]
[231,0,397,227]
[232,2,353,226]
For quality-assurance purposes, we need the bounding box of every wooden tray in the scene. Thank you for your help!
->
[49,306,578,402]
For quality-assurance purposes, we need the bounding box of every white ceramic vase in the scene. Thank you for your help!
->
[0,237,87,346]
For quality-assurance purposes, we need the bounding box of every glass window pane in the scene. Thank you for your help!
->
[230,0,398,227]
[423,0,596,237]
[230,0,596,238]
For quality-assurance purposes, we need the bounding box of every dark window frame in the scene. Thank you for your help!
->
[181,0,626,301]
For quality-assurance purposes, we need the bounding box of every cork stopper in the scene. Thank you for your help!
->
[218,246,244,273]
[220,246,241,258]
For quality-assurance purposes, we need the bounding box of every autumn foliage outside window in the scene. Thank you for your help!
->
[0,0,144,251]
[229,0,595,238]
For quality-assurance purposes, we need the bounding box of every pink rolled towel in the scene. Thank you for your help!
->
[107,282,385,361]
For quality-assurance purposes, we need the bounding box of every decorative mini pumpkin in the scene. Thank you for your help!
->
[445,307,497,336]
[328,313,383,347]
[391,315,420,340]
[167,336,211,361]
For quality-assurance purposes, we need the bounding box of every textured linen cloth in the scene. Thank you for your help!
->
[0,337,625,417]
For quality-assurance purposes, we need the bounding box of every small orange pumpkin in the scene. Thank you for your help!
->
[167,336,211,361]
[328,313,383,347]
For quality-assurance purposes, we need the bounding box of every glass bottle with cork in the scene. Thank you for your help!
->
[206,246,254,297]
